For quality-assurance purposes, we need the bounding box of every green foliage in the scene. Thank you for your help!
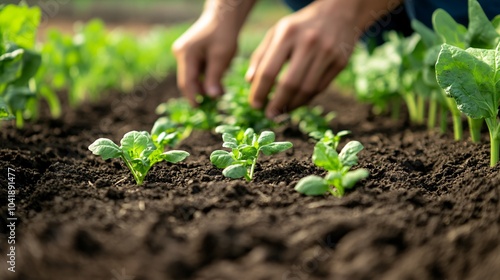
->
[0,4,49,127]
[89,130,189,185]
[210,125,292,181]
[295,131,368,197]
[436,42,500,166]
[290,106,336,135]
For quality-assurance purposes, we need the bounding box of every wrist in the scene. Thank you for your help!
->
[202,0,258,33]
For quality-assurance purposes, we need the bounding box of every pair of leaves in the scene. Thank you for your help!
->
[210,126,293,180]
[88,131,189,185]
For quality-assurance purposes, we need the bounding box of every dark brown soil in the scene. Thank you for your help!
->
[0,76,499,280]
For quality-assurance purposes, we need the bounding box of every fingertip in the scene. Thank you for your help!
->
[205,84,223,98]
[245,66,255,82]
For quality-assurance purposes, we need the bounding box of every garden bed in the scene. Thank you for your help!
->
[1,76,499,280]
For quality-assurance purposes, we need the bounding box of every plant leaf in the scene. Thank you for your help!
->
[222,133,238,146]
[432,9,467,49]
[88,138,122,160]
[257,131,275,146]
[260,142,293,156]
[120,131,156,159]
[435,44,499,119]
[466,0,500,49]
[339,141,364,167]
[342,169,369,189]
[312,142,340,171]
[210,150,234,168]
[239,145,258,159]
[222,164,247,179]
[161,150,189,163]
[295,175,330,196]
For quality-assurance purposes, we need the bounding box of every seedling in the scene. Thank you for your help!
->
[436,42,500,166]
[210,125,293,181]
[88,130,189,185]
[295,132,369,197]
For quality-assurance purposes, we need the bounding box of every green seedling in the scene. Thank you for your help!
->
[88,130,189,185]
[436,42,500,166]
[295,133,369,197]
[290,106,336,135]
[210,125,293,181]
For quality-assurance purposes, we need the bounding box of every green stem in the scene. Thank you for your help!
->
[485,118,500,167]
[427,98,437,130]
[446,97,463,141]
[451,113,463,141]
[121,156,143,185]
[403,93,419,124]
[440,105,448,134]
[417,95,425,124]
[15,111,24,129]
[247,157,258,181]
[467,117,483,143]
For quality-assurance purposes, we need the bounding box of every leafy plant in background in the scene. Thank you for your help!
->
[89,130,189,185]
[436,42,500,166]
[155,95,222,140]
[290,105,336,135]
[0,4,60,128]
[210,125,292,181]
[295,131,368,197]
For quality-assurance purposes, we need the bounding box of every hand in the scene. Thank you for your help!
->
[172,14,237,106]
[246,0,361,118]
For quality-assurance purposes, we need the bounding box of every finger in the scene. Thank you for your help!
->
[249,31,292,110]
[318,61,345,91]
[204,48,234,98]
[246,27,275,83]
[288,54,332,110]
[176,52,203,106]
[265,41,315,118]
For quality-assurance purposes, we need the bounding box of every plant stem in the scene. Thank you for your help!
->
[417,95,425,124]
[446,97,463,141]
[440,105,448,134]
[403,93,419,125]
[247,157,258,181]
[467,117,483,143]
[121,156,143,185]
[427,98,437,130]
[485,118,500,167]
[390,98,401,121]
[15,110,23,129]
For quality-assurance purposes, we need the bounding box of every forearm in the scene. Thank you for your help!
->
[320,0,405,39]
[202,0,258,33]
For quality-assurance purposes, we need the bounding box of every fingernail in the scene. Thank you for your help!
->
[245,67,255,82]
[206,86,221,98]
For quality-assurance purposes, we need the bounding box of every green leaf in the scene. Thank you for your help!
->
[466,0,500,49]
[239,145,258,159]
[339,141,364,167]
[222,133,238,147]
[257,131,275,146]
[0,47,24,84]
[210,150,234,168]
[312,142,340,171]
[151,117,176,137]
[260,142,293,156]
[432,9,467,49]
[342,169,369,189]
[295,175,330,196]
[12,49,41,86]
[215,125,240,134]
[222,164,247,179]
[0,97,13,120]
[88,138,122,160]
[411,19,440,48]
[161,150,189,163]
[120,131,156,159]
[492,15,500,34]
[435,44,499,119]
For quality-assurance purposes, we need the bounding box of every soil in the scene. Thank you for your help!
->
[0,76,499,280]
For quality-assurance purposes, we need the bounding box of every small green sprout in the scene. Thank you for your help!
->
[295,131,369,197]
[88,130,189,185]
[210,125,293,181]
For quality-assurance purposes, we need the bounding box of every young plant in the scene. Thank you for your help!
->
[88,130,189,185]
[210,125,293,181]
[290,105,336,135]
[295,132,369,197]
[435,42,500,166]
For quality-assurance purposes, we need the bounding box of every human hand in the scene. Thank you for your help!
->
[245,0,361,118]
